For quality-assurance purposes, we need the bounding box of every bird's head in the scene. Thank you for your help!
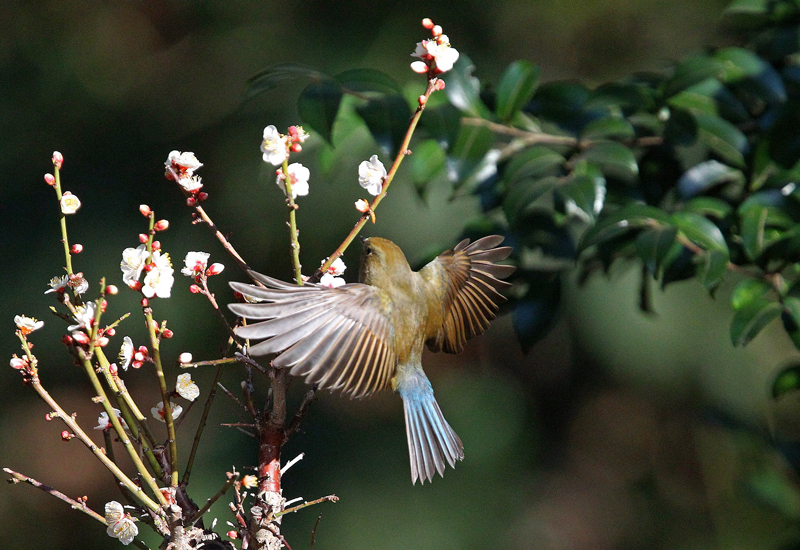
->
[359,236,412,288]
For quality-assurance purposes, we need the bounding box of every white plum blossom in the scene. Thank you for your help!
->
[177,175,203,193]
[175,373,200,401]
[14,315,43,335]
[142,251,174,299]
[358,155,387,196]
[59,192,82,215]
[320,273,346,288]
[119,336,134,371]
[70,274,89,295]
[277,163,310,199]
[151,401,182,422]
[67,302,96,332]
[120,245,149,287]
[105,501,138,545]
[166,151,203,174]
[44,275,69,294]
[182,251,210,278]
[323,257,346,276]
[261,125,289,166]
[94,409,128,431]
[412,37,459,73]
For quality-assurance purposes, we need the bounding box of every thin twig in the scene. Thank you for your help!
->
[274,495,339,519]
[188,471,239,525]
[285,388,316,439]
[182,365,224,486]
[3,468,105,523]
[310,514,323,550]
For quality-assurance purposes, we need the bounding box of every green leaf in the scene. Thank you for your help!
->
[714,47,786,104]
[684,197,734,220]
[356,95,412,158]
[772,361,800,398]
[503,176,559,224]
[581,116,636,141]
[334,69,403,96]
[667,89,718,116]
[677,160,745,199]
[732,278,773,311]
[443,53,492,118]
[504,146,565,183]
[420,103,462,149]
[577,141,638,183]
[700,249,729,291]
[244,63,327,101]
[730,296,781,346]
[557,171,606,223]
[664,54,724,97]
[671,211,729,252]
[578,204,671,252]
[635,226,678,274]
[297,79,343,144]
[496,60,540,122]
[447,123,495,184]
[740,206,769,260]
[409,139,446,194]
[782,297,800,351]
[694,113,749,168]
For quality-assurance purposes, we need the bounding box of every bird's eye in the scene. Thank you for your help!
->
[364,247,373,256]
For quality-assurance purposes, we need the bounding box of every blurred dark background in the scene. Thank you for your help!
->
[4,0,800,549]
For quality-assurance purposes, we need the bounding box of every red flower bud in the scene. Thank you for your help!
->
[422,18,434,29]
[141,297,149,307]
[44,173,55,186]
[72,332,90,345]
[161,328,174,339]
[138,233,149,244]
[418,95,427,106]
[61,431,73,441]
[186,196,197,206]
[154,219,169,231]
[71,243,83,254]
[227,531,239,540]
[45,413,53,421]
[291,143,302,153]
[61,334,73,346]
[189,284,202,294]
[105,327,116,337]
[52,151,64,169]
[105,285,118,296]
[129,281,142,291]
[197,192,209,201]
[100,299,108,312]
[108,363,118,375]
[151,240,161,251]
[139,204,151,217]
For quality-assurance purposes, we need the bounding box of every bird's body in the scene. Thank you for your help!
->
[229,236,513,483]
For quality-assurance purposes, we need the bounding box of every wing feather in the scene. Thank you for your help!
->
[421,236,515,354]
[229,272,396,397]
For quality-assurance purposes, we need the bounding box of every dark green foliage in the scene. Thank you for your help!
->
[249,0,800,357]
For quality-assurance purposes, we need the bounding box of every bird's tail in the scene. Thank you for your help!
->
[397,370,464,484]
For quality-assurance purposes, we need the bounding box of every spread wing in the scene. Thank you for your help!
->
[421,235,515,354]
[229,271,397,398]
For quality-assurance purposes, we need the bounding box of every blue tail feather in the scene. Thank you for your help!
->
[397,370,464,484]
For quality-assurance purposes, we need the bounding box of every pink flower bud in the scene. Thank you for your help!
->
[108,363,118,375]
[186,196,197,206]
[105,285,118,296]
[44,173,55,186]
[139,204,151,216]
[435,79,446,90]
[197,192,208,201]
[10,357,26,370]
[207,263,225,276]
[189,284,202,294]
[95,336,109,347]
[45,413,53,421]
[141,297,149,307]
[418,95,428,106]
[105,327,116,337]
[162,328,174,339]
[154,219,169,231]
[138,233,148,244]
[355,199,370,213]
[432,25,443,37]
[129,281,142,291]
[61,334,73,346]
[100,299,108,312]
[291,143,302,153]
[151,241,161,251]
[61,430,73,441]
[227,531,239,540]
[179,352,193,364]
[138,345,149,354]
[411,61,429,74]
[422,18,434,29]
[71,243,83,254]
[72,331,90,345]
[52,151,63,168]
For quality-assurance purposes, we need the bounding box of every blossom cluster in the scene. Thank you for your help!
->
[410,19,460,75]
[121,244,174,299]
[164,151,207,204]
[105,501,138,545]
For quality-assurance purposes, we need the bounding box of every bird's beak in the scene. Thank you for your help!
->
[359,235,369,245]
